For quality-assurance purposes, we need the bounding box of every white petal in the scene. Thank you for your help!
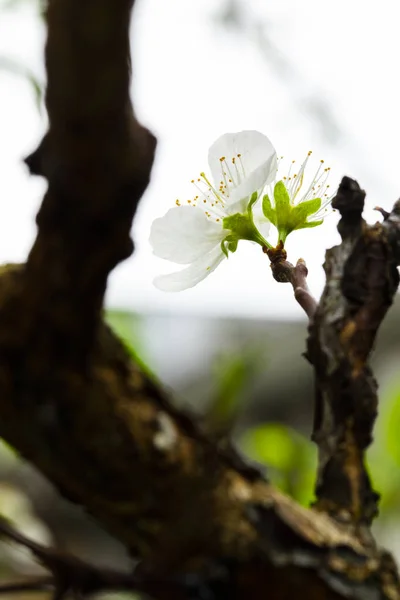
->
[208,130,277,195]
[226,153,277,212]
[253,211,271,239]
[153,246,225,292]
[150,206,225,265]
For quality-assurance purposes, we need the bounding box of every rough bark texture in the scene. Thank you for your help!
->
[0,1,400,599]
[309,179,400,533]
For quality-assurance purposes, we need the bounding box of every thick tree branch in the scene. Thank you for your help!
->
[308,177,400,534]
[0,519,177,600]
[0,1,399,599]
[22,0,156,360]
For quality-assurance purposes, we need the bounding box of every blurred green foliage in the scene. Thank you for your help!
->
[0,56,43,111]
[207,347,262,433]
[106,311,400,515]
[1,0,400,565]
[0,0,44,111]
[106,310,155,381]
[0,0,45,15]
[240,423,316,506]
[368,379,400,518]
[106,310,143,354]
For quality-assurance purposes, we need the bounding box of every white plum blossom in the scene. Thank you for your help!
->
[262,151,334,243]
[150,131,334,292]
[279,151,333,215]
[150,131,277,292]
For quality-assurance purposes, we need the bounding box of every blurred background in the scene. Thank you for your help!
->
[1,0,400,597]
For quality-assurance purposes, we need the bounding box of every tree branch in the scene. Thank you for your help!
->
[0,577,52,595]
[0,1,399,599]
[23,0,156,359]
[308,177,400,534]
[266,242,318,319]
[0,518,178,600]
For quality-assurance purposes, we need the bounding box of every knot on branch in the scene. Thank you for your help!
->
[265,242,317,319]
[332,177,366,239]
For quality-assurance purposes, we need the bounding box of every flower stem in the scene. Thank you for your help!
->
[258,235,272,249]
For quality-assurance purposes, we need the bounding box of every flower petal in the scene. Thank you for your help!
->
[153,245,225,292]
[150,206,224,265]
[253,201,272,238]
[208,130,277,201]
[226,155,277,212]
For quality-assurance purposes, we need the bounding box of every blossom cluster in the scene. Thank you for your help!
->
[150,131,333,291]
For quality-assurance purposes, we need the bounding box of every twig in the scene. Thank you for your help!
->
[265,242,318,319]
[0,577,52,594]
[0,518,174,599]
[374,206,390,220]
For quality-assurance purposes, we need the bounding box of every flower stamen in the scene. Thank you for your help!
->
[219,157,237,190]
[237,154,246,179]
[199,171,224,204]
[232,157,241,184]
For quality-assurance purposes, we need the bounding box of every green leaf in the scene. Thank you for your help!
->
[266,183,325,242]
[247,190,259,212]
[227,238,238,253]
[223,213,251,238]
[297,219,323,229]
[220,234,239,258]
[223,212,267,247]
[220,239,229,258]
[274,180,291,226]
[291,198,321,228]
[262,194,277,226]
[273,181,293,244]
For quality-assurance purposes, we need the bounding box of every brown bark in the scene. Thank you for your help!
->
[0,1,399,599]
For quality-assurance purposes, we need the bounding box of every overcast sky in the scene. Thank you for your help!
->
[0,0,398,319]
